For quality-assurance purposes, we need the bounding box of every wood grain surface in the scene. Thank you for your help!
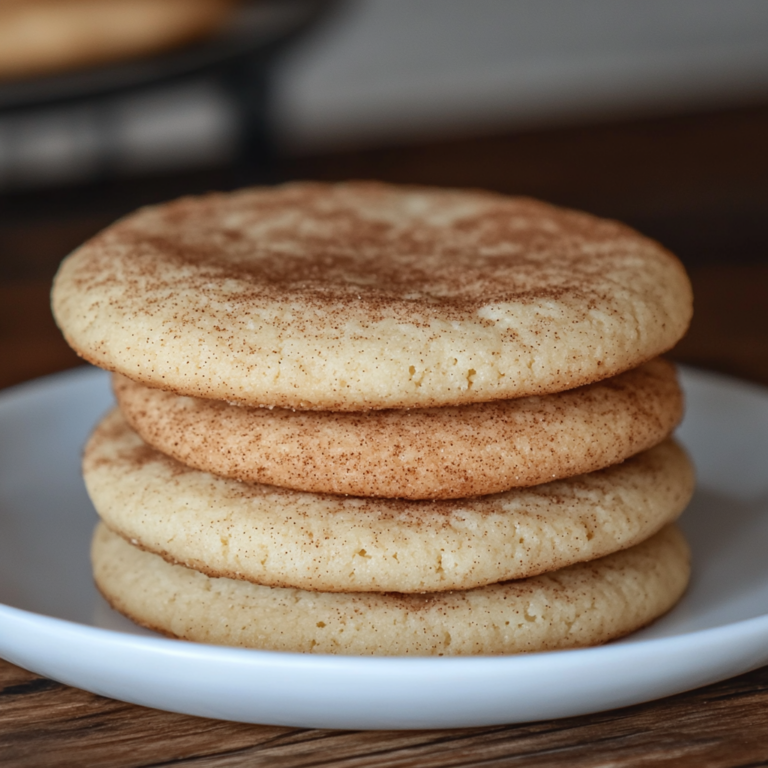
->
[1,104,768,766]
[2,659,767,767]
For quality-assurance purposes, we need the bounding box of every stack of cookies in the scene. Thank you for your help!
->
[52,182,695,656]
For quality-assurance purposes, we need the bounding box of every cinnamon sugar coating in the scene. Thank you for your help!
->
[92,523,691,655]
[53,182,693,409]
[83,409,694,594]
[114,357,683,499]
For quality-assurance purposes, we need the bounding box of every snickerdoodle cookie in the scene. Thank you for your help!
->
[52,182,692,410]
[92,522,691,655]
[113,357,683,499]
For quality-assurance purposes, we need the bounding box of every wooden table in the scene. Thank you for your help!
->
[2,105,768,766]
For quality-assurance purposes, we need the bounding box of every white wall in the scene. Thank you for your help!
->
[274,0,768,151]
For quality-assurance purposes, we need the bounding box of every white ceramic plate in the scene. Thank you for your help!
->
[1,367,767,729]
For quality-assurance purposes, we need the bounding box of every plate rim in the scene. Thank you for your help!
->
[3,595,768,668]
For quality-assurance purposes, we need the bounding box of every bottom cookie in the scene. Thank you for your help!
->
[93,523,690,656]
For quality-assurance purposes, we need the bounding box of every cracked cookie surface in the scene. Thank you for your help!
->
[53,182,692,410]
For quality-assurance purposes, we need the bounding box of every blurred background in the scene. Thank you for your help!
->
[1,0,767,389]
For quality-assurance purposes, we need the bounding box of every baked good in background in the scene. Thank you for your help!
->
[0,0,236,81]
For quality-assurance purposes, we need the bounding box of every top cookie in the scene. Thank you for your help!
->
[52,182,692,410]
